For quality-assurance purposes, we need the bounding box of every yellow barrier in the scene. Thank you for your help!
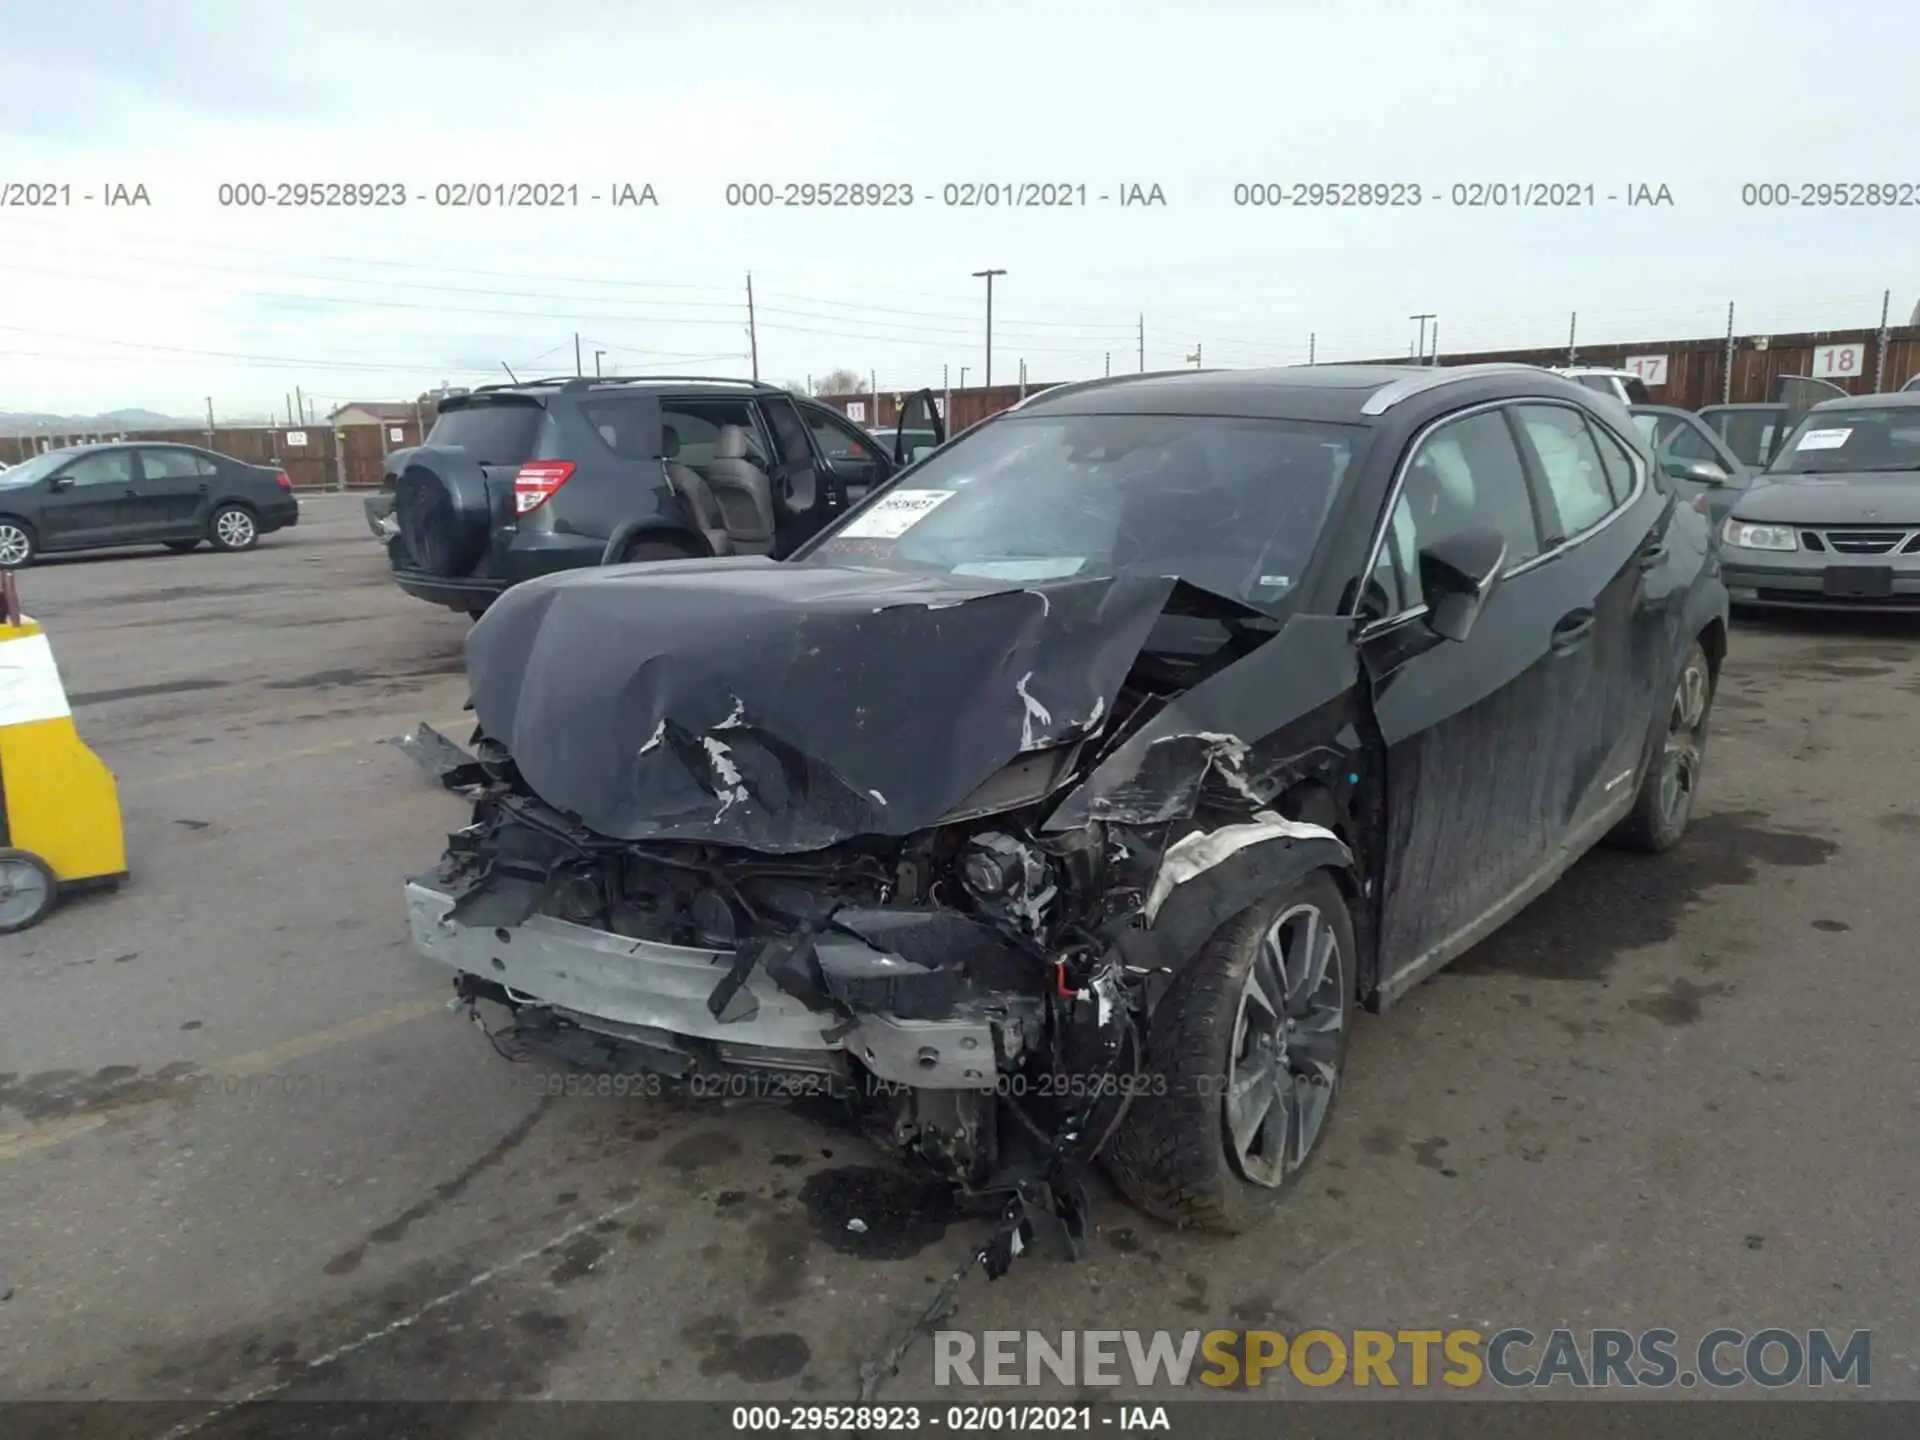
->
[0,571,126,932]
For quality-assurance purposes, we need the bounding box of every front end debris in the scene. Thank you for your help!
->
[402,560,1356,1283]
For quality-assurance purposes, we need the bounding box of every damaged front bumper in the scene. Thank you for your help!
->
[406,880,1028,1094]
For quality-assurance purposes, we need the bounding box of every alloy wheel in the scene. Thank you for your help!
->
[0,523,30,567]
[1659,650,1711,830]
[216,510,256,548]
[1224,902,1346,1187]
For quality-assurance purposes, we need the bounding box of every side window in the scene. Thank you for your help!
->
[1655,416,1719,465]
[1587,418,1643,503]
[62,451,136,486]
[805,410,878,463]
[647,402,771,470]
[1514,404,1617,539]
[1363,409,1542,620]
[140,448,213,480]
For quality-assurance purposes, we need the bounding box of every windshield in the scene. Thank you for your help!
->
[803,412,1360,608]
[1768,407,1920,475]
[0,449,76,487]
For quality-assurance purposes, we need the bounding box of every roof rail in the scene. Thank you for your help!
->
[1359,363,1547,416]
[1009,368,1204,410]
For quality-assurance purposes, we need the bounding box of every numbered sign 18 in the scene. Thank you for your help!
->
[1623,355,1669,385]
[1811,343,1865,379]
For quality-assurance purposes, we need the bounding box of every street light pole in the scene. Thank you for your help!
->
[594,350,605,377]
[971,268,1006,388]
[1409,313,1435,365]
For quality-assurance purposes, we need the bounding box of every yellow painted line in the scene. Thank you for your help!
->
[0,993,449,1162]
[123,715,473,790]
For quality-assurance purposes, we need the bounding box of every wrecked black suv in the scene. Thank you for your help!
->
[403,363,1729,1238]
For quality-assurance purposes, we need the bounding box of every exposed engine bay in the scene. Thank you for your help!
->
[403,558,1362,1265]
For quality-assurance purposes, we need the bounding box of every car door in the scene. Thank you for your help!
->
[795,399,893,508]
[893,389,947,466]
[130,447,217,539]
[1355,404,1574,996]
[38,450,140,549]
[759,395,841,550]
[1630,406,1747,524]
[1509,401,1674,841]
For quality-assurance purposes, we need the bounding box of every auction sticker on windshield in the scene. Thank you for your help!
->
[1796,428,1853,450]
[837,488,956,538]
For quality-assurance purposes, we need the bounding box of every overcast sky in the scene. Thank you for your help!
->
[0,0,1914,419]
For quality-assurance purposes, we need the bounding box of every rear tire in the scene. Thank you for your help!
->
[0,848,59,934]
[208,505,259,552]
[1104,870,1354,1234]
[1609,639,1714,853]
[165,540,201,553]
[0,518,35,569]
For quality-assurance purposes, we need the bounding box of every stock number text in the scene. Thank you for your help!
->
[1741,182,1920,207]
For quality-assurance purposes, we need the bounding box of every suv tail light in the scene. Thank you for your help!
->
[513,460,576,514]
[273,470,293,491]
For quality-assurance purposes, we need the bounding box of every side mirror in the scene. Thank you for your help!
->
[1673,459,1729,485]
[1417,526,1506,643]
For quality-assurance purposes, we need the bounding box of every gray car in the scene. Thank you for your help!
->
[1629,404,1754,527]
[1719,393,1920,612]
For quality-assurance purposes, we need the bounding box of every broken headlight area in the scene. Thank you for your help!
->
[415,774,1156,1210]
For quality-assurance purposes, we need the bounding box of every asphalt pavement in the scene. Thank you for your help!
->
[1,494,1916,1418]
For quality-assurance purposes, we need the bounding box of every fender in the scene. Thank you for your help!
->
[599,517,712,565]
[1139,813,1355,983]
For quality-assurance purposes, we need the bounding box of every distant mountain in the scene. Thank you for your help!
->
[0,407,196,434]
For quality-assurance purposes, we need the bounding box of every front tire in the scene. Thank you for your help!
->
[209,505,260,552]
[1609,639,1713,853]
[1104,871,1354,1234]
[0,519,36,569]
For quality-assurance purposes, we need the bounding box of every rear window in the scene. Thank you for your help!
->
[426,401,542,465]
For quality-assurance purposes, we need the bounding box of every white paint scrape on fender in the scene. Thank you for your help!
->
[0,630,72,728]
[1143,810,1348,922]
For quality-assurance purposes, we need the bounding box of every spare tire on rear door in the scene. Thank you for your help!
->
[394,451,492,578]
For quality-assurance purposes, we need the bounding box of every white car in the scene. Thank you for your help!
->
[1552,367,1654,407]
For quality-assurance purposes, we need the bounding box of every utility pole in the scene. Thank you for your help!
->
[746,272,760,382]
[295,385,305,427]
[594,349,605,377]
[870,370,878,425]
[1309,333,1316,365]
[1104,352,1111,377]
[1873,288,1891,392]
[285,393,293,425]
[574,333,583,376]
[1018,358,1027,401]
[971,268,1006,387]
[1186,344,1202,368]
[1429,319,1440,366]
[1721,302,1735,404]
[1566,312,1578,365]
[1409,313,1435,365]
[942,364,950,430]
[959,366,969,392]
[1138,314,1145,372]
[205,396,215,445]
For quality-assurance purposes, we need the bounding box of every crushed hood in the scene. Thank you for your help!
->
[462,558,1183,851]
